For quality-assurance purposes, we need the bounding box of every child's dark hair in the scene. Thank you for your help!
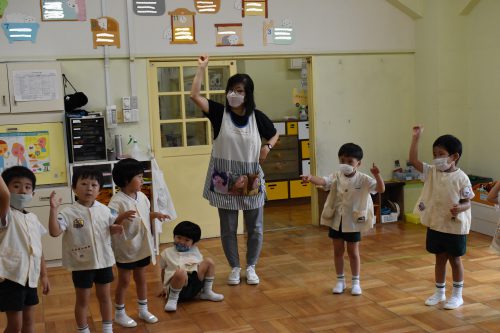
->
[433,135,462,164]
[173,221,201,244]
[1,166,36,190]
[112,158,144,188]
[72,167,103,189]
[225,73,256,114]
[338,143,363,160]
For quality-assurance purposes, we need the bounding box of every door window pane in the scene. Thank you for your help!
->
[185,94,206,119]
[161,123,183,147]
[186,122,208,146]
[209,93,226,106]
[208,66,230,90]
[159,95,181,120]
[157,67,180,92]
[183,66,205,91]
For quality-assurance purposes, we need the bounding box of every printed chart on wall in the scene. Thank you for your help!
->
[0,131,50,174]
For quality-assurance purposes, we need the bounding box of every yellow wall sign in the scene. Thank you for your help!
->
[169,8,197,44]
[90,16,120,48]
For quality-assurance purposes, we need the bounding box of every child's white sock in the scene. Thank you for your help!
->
[137,299,158,323]
[165,287,181,312]
[444,281,464,310]
[425,282,446,306]
[102,320,113,333]
[332,274,346,294]
[199,276,224,301]
[351,275,362,295]
[77,325,90,333]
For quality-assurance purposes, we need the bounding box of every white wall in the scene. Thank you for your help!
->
[312,54,415,180]
[0,0,415,59]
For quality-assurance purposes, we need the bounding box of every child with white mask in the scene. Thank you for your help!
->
[301,143,385,296]
[409,125,474,310]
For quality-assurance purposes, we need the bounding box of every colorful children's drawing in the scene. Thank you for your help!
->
[41,0,86,21]
[133,0,165,16]
[215,23,244,47]
[0,131,50,173]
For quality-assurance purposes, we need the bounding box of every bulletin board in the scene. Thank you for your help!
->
[0,122,68,185]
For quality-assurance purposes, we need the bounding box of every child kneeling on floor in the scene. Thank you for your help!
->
[159,221,224,311]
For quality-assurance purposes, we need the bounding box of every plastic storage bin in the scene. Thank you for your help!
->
[405,213,420,224]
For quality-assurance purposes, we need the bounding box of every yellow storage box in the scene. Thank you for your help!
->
[289,179,311,198]
[265,181,289,200]
[405,213,420,224]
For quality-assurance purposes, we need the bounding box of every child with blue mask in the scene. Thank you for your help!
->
[410,126,474,310]
[158,221,224,312]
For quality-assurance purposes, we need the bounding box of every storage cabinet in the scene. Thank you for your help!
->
[0,61,64,114]
[68,117,107,162]
[262,120,310,201]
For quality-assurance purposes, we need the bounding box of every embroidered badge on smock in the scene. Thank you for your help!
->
[462,186,473,199]
[73,218,84,228]
[418,202,426,211]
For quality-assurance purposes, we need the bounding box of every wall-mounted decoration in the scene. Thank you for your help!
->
[169,8,196,44]
[41,0,86,21]
[0,131,50,174]
[2,14,39,43]
[90,16,120,48]
[263,19,294,45]
[242,0,267,18]
[0,0,9,19]
[215,23,243,47]
[194,0,221,14]
[133,0,165,16]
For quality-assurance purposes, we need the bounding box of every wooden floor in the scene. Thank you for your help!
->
[2,203,500,332]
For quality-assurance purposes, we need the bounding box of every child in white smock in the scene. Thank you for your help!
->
[301,143,385,296]
[159,221,223,311]
[49,168,134,333]
[0,166,50,333]
[409,126,474,310]
[108,158,169,328]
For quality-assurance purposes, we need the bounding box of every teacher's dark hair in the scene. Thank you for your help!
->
[225,73,256,114]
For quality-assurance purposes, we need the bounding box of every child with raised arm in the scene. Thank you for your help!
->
[0,166,50,333]
[159,221,224,312]
[409,125,474,310]
[301,143,384,296]
[109,158,170,328]
[49,168,135,333]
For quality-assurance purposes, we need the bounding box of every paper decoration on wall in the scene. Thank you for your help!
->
[242,0,268,18]
[194,0,221,14]
[0,0,8,19]
[0,131,50,174]
[168,8,196,44]
[133,0,165,16]
[215,23,243,47]
[263,19,294,45]
[90,16,120,48]
[2,13,39,43]
[41,0,86,21]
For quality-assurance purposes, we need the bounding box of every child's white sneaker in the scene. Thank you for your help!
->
[246,265,260,285]
[164,299,178,312]
[227,267,241,285]
[114,312,137,328]
[351,284,362,296]
[424,292,446,306]
[332,280,346,294]
[199,290,224,302]
[443,296,463,310]
[138,310,158,323]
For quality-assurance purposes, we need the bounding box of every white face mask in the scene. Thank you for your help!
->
[10,193,33,210]
[338,164,355,175]
[433,157,451,171]
[227,91,244,108]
